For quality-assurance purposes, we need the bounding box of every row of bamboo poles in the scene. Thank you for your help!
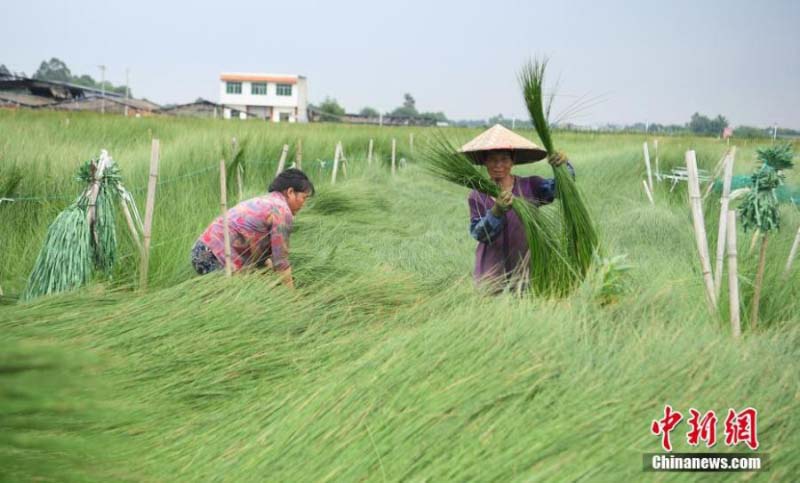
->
[643,142,799,337]
[115,134,406,288]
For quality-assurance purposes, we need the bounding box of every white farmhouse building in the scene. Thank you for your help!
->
[219,73,308,122]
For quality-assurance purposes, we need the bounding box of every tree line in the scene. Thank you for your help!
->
[314,93,448,123]
[0,58,130,96]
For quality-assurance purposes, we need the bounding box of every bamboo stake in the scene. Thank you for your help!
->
[331,142,342,184]
[367,138,374,165]
[86,151,110,247]
[654,139,660,180]
[703,148,730,200]
[231,137,239,198]
[219,159,233,277]
[236,164,243,201]
[120,197,143,252]
[750,235,769,330]
[391,138,397,175]
[140,139,160,289]
[295,139,302,170]
[642,179,654,205]
[276,144,289,176]
[714,147,736,300]
[340,142,348,178]
[409,133,414,155]
[726,210,741,337]
[643,141,653,192]
[686,150,717,310]
[748,231,760,255]
[785,224,800,276]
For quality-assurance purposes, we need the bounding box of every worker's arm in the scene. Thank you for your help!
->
[269,210,294,288]
[470,211,505,243]
[468,191,511,243]
[276,266,295,289]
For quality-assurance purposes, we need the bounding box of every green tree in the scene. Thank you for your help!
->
[689,112,728,136]
[390,93,419,118]
[34,58,73,82]
[359,107,379,118]
[0,64,10,76]
[318,97,346,122]
[419,111,448,123]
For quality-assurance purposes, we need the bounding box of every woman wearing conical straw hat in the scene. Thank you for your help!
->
[463,124,574,292]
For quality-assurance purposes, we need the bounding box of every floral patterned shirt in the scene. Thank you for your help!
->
[198,191,293,272]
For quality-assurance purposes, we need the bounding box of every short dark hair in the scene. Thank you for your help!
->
[268,168,315,196]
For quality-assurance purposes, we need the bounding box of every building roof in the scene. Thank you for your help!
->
[0,91,58,107]
[0,76,124,100]
[161,98,221,111]
[220,73,302,84]
[53,96,160,112]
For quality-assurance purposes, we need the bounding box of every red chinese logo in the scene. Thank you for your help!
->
[651,405,683,452]
[651,406,759,451]
[724,407,759,450]
[687,408,717,447]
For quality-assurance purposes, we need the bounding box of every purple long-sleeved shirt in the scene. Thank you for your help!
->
[468,163,574,286]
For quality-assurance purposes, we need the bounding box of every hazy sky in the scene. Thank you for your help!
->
[3,0,799,128]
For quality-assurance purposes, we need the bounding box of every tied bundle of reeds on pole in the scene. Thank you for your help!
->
[519,58,600,282]
[739,163,784,329]
[424,135,575,296]
[24,151,134,300]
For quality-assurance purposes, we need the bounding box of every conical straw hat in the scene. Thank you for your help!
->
[459,124,547,165]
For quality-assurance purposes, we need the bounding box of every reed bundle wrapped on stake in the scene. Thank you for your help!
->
[520,57,599,280]
[714,147,736,300]
[740,163,783,329]
[685,150,717,311]
[139,139,160,290]
[25,150,139,299]
[367,139,374,165]
[726,210,741,337]
[86,152,109,246]
[219,159,233,277]
[295,139,303,170]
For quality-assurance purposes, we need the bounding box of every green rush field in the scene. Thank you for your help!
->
[1,110,799,481]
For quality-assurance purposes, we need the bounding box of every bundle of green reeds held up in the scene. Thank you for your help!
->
[424,57,600,296]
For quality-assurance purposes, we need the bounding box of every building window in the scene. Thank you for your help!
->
[251,82,267,95]
[276,84,292,96]
[279,112,290,122]
[226,82,242,94]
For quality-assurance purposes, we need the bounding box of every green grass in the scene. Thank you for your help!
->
[1,110,799,481]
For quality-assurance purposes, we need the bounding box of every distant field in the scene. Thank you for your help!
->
[1,111,798,481]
